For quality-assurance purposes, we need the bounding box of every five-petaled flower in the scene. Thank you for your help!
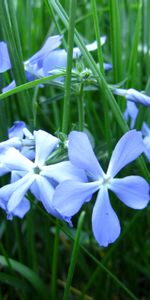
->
[52,130,150,247]
[0,130,87,221]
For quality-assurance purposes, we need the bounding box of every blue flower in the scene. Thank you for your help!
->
[113,88,150,107]
[1,35,109,92]
[52,130,150,247]
[0,130,87,220]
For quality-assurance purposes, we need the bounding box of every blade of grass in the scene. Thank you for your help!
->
[0,255,48,299]
[61,0,77,133]
[63,211,85,300]
[0,73,66,101]
[91,0,112,153]
[51,220,60,300]
[126,0,142,87]
[109,0,122,83]
[0,1,32,119]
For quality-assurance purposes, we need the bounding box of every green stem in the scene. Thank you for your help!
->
[63,212,85,300]
[109,0,122,83]
[61,0,77,133]
[51,220,60,300]
[0,0,32,120]
[90,0,112,152]
[91,0,104,75]
[77,83,84,131]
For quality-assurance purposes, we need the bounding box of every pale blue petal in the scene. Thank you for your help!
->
[0,41,11,72]
[0,163,10,176]
[34,175,68,220]
[126,89,150,107]
[0,173,32,211]
[11,198,30,218]
[68,131,105,180]
[0,147,34,171]
[2,80,16,93]
[107,130,144,177]
[114,88,150,107]
[110,176,150,209]
[124,102,138,129]
[28,35,62,67]
[103,62,112,71]
[8,121,26,139]
[53,180,99,217]
[73,36,106,58]
[142,122,150,136]
[41,161,87,183]
[143,135,150,161]
[0,137,22,151]
[92,188,121,247]
[34,130,59,166]
[43,49,67,76]
[7,174,35,212]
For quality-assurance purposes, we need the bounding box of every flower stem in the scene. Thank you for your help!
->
[61,0,77,134]
[77,83,84,131]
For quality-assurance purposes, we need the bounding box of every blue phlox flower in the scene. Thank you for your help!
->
[0,129,87,221]
[1,35,110,91]
[113,88,150,107]
[52,130,150,247]
[1,35,62,93]
[26,35,108,77]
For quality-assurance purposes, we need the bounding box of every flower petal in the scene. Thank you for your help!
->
[92,188,121,247]
[0,41,11,72]
[103,62,112,71]
[0,137,22,151]
[34,130,59,166]
[53,180,99,217]
[28,35,62,67]
[113,88,150,107]
[43,49,67,76]
[11,198,30,219]
[8,121,26,139]
[0,163,10,176]
[2,80,16,93]
[124,102,138,129]
[41,161,87,183]
[68,131,104,180]
[110,176,150,209]
[143,135,150,161]
[33,175,66,220]
[73,36,106,58]
[0,147,34,171]
[107,130,144,177]
[126,89,150,107]
[7,174,35,212]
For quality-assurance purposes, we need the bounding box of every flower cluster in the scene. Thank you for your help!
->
[0,35,111,93]
[0,122,149,247]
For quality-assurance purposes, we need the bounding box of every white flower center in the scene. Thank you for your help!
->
[99,175,112,189]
